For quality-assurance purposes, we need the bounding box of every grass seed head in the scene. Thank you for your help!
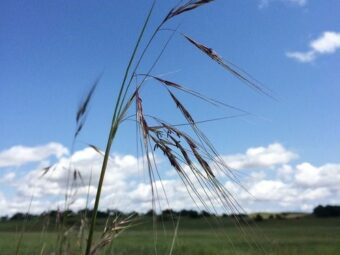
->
[163,0,214,23]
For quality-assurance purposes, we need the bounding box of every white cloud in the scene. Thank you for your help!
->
[222,143,297,169]
[0,142,340,216]
[248,180,298,204]
[225,161,340,212]
[259,0,307,8]
[295,162,340,188]
[0,143,68,168]
[13,147,141,198]
[0,172,16,182]
[300,187,332,201]
[286,51,316,63]
[277,164,293,181]
[287,31,340,62]
[0,192,6,211]
[311,32,340,53]
[0,146,185,215]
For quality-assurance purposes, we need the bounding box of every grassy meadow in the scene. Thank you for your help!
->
[1,216,339,255]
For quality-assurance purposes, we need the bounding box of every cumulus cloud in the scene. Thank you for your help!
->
[0,146,187,215]
[295,162,340,188]
[277,164,293,182]
[14,148,140,197]
[0,172,16,183]
[248,180,294,201]
[287,31,340,62]
[0,143,68,168]
[225,161,340,212]
[222,143,297,169]
[0,142,340,216]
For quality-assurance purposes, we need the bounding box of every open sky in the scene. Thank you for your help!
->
[0,0,339,216]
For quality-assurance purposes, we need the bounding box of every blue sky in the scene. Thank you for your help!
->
[0,0,340,215]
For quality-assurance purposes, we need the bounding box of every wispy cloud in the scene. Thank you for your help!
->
[287,31,340,63]
[259,0,307,8]
[291,0,308,5]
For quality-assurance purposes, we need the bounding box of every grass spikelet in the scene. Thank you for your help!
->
[153,76,182,89]
[151,135,182,173]
[136,91,149,141]
[168,90,195,124]
[75,75,101,139]
[89,215,134,255]
[88,144,104,156]
[40,164,55,177]
[147,75,250,114]
[191,146,215,177]
[169,135,193,168]
[163,0,214,23]
[183,34,272,96]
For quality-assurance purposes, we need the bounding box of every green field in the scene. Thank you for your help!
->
[1,216,339,255]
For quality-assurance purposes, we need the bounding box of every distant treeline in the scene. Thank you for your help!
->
[1,205,339,222]
[313,205,340,218]
[1,209,221,221]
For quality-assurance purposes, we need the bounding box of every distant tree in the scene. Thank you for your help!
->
[106,209,124,216]
[275,214,283,220]
[161,209,177,216]
[180,209,199,218]
[79,209,108,218]
[160,209,178,220]
[129,211,139,218]
[11,213,26,220]
[78,209,89,216]
[96,210,109,218]
[313,205,340,217]
[254,214,263,222]
[145,209,156,217]
[43,210,59,218]
[63,209,75,217]
[200,210,213,217]
[0,216,8,221]
[230,213,247,218]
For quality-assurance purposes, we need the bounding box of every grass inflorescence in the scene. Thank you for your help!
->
[12,1,275,254]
